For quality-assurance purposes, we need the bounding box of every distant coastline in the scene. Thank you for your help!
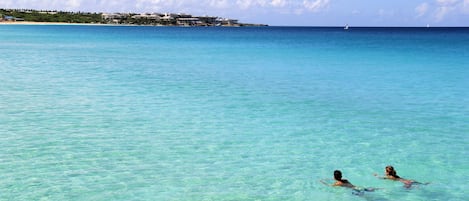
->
[0,21,119,26]
[0,8,267,27]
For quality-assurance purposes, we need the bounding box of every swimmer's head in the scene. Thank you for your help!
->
[334,170,342,180]
[385,165,399,178]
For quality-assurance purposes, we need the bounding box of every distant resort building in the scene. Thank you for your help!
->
[131,13,161,20]
[100,12,258,26]
[102,13,130,24]
[177,17,200,26]
[130,13,157,25]
[219,18,239,26]
[159,13,177,25]
[38,11,57,15]
[198,16,218,25]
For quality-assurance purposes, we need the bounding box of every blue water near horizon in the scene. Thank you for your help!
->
[0,25,468,200]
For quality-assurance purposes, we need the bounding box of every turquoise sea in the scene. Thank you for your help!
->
[0,25,468,200]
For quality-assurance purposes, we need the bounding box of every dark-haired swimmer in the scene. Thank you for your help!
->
[374,165,429,188]
[321,170,378,195]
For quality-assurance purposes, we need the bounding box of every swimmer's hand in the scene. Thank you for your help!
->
[373,173,385,179]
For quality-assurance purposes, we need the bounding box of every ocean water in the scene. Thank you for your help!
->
[0,25,468,201]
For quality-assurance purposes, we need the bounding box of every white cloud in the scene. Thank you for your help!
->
[236,0,270,10]
[0,0,13,8]
[234,0,291,9]
[413,0,469,23]
[434,0,461,21]
[271,0,287,7]
[97,0,128,12]
[65,0,83,10]
[436,0,459,5]
[435,6,452,21]
[0,0,328,14]
[303,0,330,12]
[415,2,429,17]
[135,0,183,12]
[0,0,132,12]
[209,0,230,9]
[236,0,253,9]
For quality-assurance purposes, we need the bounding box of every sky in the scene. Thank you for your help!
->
[1,0,468,26]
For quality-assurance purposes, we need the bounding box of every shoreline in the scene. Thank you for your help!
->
[0,21,267,27]
[0,21,124,26]
[0,21,245,27]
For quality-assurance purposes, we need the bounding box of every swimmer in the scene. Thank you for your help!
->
[374,165,429,188]
[321,170,378,195]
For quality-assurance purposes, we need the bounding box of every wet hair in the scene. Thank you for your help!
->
[334,170,349,183]
[334,170,342,180]
[385,165,401,179]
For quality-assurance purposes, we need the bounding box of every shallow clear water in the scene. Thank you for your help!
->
[0,25,468,200]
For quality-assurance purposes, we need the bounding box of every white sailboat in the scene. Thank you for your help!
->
[344,24,349,30]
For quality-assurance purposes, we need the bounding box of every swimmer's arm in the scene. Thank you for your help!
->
[373,173,387,179]
[319,179,333,186]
